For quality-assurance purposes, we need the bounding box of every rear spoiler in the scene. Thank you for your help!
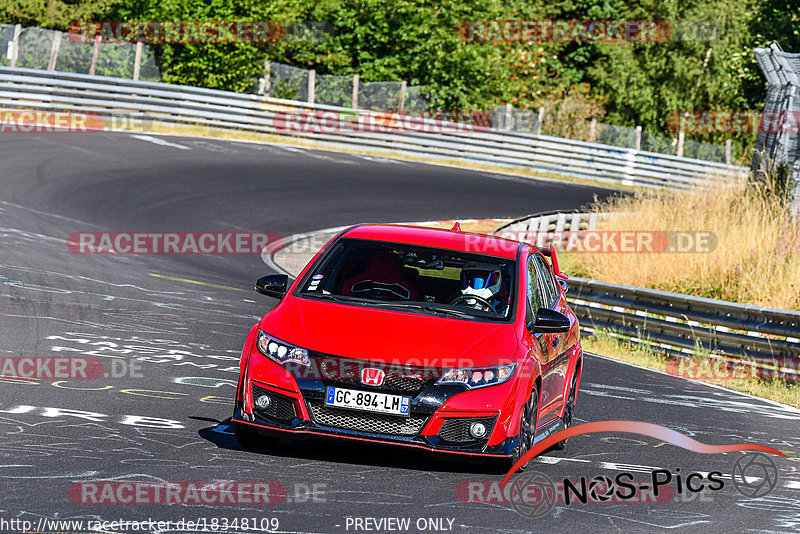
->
[535,244,569,280]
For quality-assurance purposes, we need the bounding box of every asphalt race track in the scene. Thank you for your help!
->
[1,132,799,534]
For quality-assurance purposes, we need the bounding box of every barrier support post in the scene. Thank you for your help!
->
[132,41,143,80]
[48,31,62,71]
[398,80,406,113]
[536,106,544,135]
[308,69,315,105]
[9,24,21,68]
[89,34,100,76]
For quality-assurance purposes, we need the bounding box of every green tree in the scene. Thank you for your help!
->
[0,0,119,30]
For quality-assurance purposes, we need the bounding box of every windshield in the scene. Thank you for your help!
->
[297,238,516,321]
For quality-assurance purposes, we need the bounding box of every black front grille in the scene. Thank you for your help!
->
[314,356,442,395]
[438,417,496,443]
[307,400,427,436]
[326,376,430,393]
[252,384,296,423]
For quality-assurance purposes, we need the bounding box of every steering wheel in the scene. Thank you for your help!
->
[350,279,411,300]
[449,294,495,312]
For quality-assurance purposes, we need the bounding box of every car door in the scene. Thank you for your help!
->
[530,254,566,420]
[522,254,558,422]
[534,254,570,414]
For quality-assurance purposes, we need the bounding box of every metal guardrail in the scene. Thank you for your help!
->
[0,67,748,190]
[494,210,602,244]
[568,277,800,363]
[493,212,800,373]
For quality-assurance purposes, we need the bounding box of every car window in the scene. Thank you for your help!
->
[526,257,544,315]
[296,238,516,322]
[534,254,559,307]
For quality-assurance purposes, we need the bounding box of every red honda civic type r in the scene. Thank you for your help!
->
[233,223,583,469]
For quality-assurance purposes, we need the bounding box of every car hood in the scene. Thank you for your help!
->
[260,296,518,368]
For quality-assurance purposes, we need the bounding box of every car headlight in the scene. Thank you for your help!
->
[437,363,516,389]
[256,330,310,367]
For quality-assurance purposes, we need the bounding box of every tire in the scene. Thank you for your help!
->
[553,368,579,451]
[493,385,540,473]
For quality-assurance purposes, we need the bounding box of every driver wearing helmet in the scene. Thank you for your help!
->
[459,262,507,315]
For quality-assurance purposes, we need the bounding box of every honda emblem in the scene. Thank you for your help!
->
[361,367,385,386]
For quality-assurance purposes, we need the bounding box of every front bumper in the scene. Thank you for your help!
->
[232,406,518,458]
[236,353,523,458]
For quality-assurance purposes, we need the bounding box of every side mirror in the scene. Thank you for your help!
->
[255,274,288,298]
[559,279,568,294]
[527,307,570,334]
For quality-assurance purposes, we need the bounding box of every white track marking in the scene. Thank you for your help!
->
[587,352,800,414]
[131,134,190,150]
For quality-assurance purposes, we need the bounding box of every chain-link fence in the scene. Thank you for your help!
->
[488,106,541,133]
[315,73,352,107]
[752,43,800,212]
[683,139,726,162]
[268,63,308,101]
[16,27,52,70]
[0,24,16,67]
[137,46,160,82]
[358,81,403,111]
[2,24,161,80]
[595,122,725,162]
[595,123,636,149]
[265,62,428,112]
[55,35,95,74]
[403,85,430,113]
[640,130,677,155]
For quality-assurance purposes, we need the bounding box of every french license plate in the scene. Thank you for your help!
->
[325,387,410,417]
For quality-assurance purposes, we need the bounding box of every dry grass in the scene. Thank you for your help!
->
[565,178,800,309]
[583,331,800,408]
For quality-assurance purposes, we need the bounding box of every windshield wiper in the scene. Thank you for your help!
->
[305,295,506,320]
[368,301,485,319]
[303,293,361,304]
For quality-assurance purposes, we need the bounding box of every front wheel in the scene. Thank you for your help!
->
[493,385,539,473]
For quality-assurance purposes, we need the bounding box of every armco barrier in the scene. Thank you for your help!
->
[0,67,748,190]
[494,210,603,244]
[494,213,800,373]
[567,277,800,364]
